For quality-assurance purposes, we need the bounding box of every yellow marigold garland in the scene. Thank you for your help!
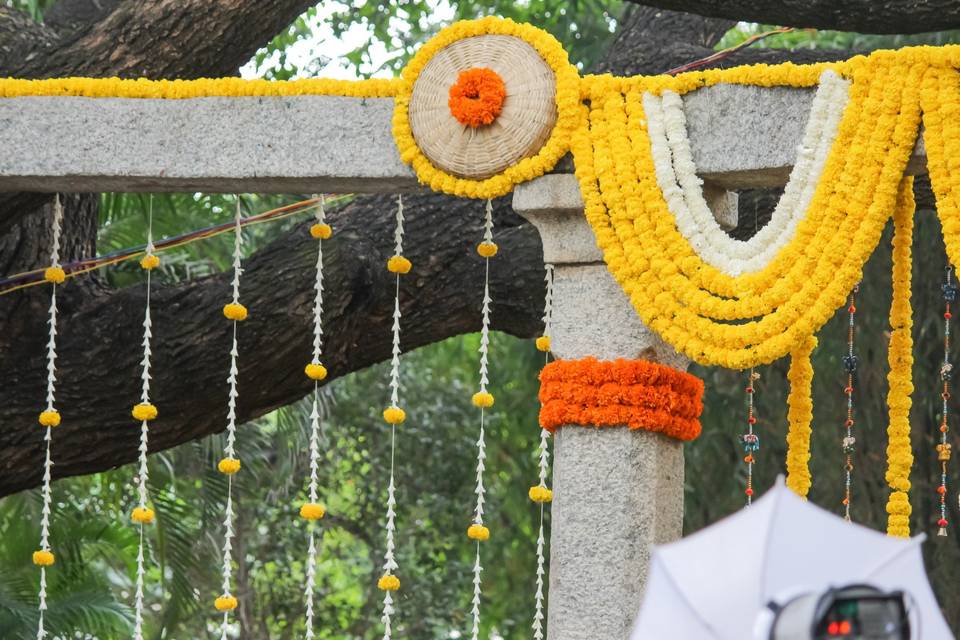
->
[885,177,916,538]
[785,336,817,498]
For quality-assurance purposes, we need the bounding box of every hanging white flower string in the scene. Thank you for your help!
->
[379,194,410,638]
[530,263,554,640]
[301,196,331,637]
[34,195,66,640]
[468,199,498,640]
[130,196,162,640]
[215,197,248,633]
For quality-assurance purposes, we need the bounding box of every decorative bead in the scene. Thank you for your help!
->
[310,223,332,240]
[131,506,155,525]
[740,433,760,451]
[472,391,494,408]
[299,503,326,521]
[140,254,161,270]
[223,302,248,321]
[467,523,490,541]
[44,266,66,284]
[477,242,498,258]
[842,436,856,453]
[305,363,328,381]
[38,409,61,428]
[215,595,238,612]
[535,336,551,352]
[131,403,158,422]
[32,550,55,566]
[938,518,949,527]
[528,486,553,503]
[745,386,754,394]
[842,355,858,373]
[387,255,412,274]
[218,457,241,475]
[946,312,954,320]
[941,363,953,380]
[938,485,947,495]
[744,488,753,497]
[848,304,857,313]
[383,406,406,425]
[942,283,958,302]
[743,455,754,464]
[747,416,757,425]
[378,574,400,591]
[937,443,952,461]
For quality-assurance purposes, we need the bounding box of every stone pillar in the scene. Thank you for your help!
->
[513,174,735,640]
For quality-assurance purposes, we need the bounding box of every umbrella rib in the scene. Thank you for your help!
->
[652,554,728,640]
[757,481,789,608]
[862,534,926,580]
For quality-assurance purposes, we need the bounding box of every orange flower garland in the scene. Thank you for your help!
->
[538,358,704,441]
[448,67,507,128]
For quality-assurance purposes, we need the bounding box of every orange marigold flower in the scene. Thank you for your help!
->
[448,67,507,128]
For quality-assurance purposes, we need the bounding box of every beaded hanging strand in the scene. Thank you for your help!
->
[937,268,955,536]
[841,285,859,521]
[468,199,497,640]
[742,370,760,505]
[379,195,410,638]
[301,196,331,636]
[34,195,66,640]
[215,197,248,633]
[530,263,554,640]
[131,197,161,639]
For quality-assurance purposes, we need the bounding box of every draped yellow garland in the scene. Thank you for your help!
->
[785,336,817,499]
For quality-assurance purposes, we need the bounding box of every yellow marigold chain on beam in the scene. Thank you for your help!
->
[785,336,817,498]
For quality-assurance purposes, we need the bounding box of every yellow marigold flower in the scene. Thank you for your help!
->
[467,523,490,541]
[477,242,498,258]
[383,406,406,425]
[377,574,400,591]
[528,486,553,503]
[387,255,412,274]
[32,550,55,566]
[214,595,238,612]
[44,266,65,284]
[300,503,326,520]
[310,223,332,240]
[472,391,494,408]
[305,363,328,381]
[535,336,551,352]
[140,254,161,270]
[131,506,155,524]
[223,302,248,321]
[131,403,158,422]
[38,410,61,428]
[218,457,241,475]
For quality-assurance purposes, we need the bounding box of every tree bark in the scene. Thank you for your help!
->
[629,0,960,34]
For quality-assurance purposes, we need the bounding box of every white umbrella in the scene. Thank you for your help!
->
[631,478,952,639]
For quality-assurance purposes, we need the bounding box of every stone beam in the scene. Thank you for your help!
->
[0,84,927,194]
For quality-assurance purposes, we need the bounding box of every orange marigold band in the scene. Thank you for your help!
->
[538,357,704,441]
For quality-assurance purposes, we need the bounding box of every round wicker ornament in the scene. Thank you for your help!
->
[408,34,558,180]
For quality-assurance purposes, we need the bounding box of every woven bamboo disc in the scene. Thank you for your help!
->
[408,34,558,180]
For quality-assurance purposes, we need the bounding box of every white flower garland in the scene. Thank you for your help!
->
[36,195,64,640]
[644,70,850,276]
[531,263,553,640]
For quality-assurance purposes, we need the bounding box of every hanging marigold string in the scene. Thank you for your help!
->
[530,262,553,640]
[468,199,496,640]
[841,285,859,521]
[742,370,760,506]
[378,194,408,639]
[214,197,247,633]
[34,194,65,640]
[131,196,160,639]
[785,336,817,499]
[936,267,955,536]
[301,196,330,637]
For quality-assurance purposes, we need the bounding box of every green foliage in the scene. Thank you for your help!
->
[718,23,960,51]
[4,0,56,22]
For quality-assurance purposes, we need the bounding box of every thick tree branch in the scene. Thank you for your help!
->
[628,0,960,34]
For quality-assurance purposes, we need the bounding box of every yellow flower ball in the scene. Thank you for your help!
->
[467,523,490,541]
[310,223,332,240]
[305,363,328,381]
[131,403,158,422]
[140,254,161,270]
[131,506,156,524]
[535,336,551,352]
[214,595,238,612]
[472,391,495,408]
[32,550,55,566]
[300,503,326,520]
[38,410,61,428]
[383,407,406,425]
[377,574,400,591]
[528,486,553,503]
[387,255,412,274]
[477,242,499,258]
[218,457,241,475]
[44,266,65,284]
[223,302,248,321]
